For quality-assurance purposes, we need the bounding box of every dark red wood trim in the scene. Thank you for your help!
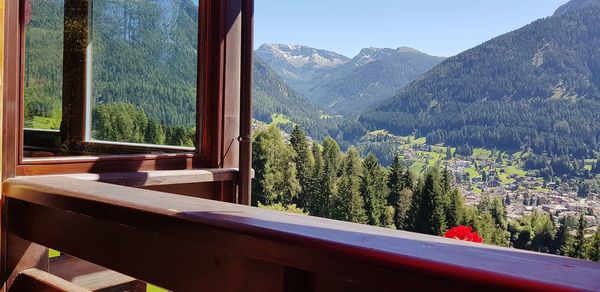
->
[3,0,21,181]
[14,0,230,175]
[221,0,242,169]
[199,0,224,168]
[239,0,253,205]
[16,154,198,176]
[1,1,32,289]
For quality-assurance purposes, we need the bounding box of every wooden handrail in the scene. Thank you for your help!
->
[3,176,600,291]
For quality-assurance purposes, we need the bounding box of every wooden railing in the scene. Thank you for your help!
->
[3,176,600,291]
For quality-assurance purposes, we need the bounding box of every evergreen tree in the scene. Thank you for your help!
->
[478,193,492,213]
[388,155,413,230]
[319,137,341,218]
[281,160,302,205]
[566,215,587,259]
[360,154,389,226]
[387,155,404,207]
[408,168,446,235]
[290,126,314,209]
[445,146,453,160]
[490,197,508,230]
[440,166,453,194]
[383,206,395,229]
[530,212,555,253]
[588,228,600,262]
[331,148,367,223]
[395,189,413,230]
[553,216,574,255]
[251,126,300,206]
[306,143,328,217]
[145,119,165,144]
[445,188,464,228]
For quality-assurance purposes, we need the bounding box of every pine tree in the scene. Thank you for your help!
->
[478,193,492,213]
[395,189,413,230]
[251,126,299,206]
[387,155,413,230]
[445,146,453,160]
[567,214,587,259]
[490,197,507,229]
[530,212,555,253]
[553,216,573,255]
[331,148,367,223]
[281,160,301,206]
[445,188,464,228]
[388,155,413,230]
[387,155,403,207]
[383,206,395,229]
[360,154,389,226]
[306,143,328,217]
[588,228,600,262]
[319,137,341,218]
[290,126,314,209]
[408,168,446,235]
[145,119,165,144]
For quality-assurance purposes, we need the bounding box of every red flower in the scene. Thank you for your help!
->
[444,226,483,243]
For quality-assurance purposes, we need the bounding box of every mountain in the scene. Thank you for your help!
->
[257,44,444,116]
[253,56,342,140]
[255,44,350,92]
[554,0,600,16]
[305,47,444,115]
[360,5,600,158]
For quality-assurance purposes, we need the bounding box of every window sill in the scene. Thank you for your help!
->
[28,168,242,187]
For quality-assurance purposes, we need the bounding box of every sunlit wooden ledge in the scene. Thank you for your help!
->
[4,176,600,291]
[11,268,90,292]
[26,168,244,187]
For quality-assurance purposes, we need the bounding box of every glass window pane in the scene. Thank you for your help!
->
[90,0,198,147]
[24,0,63,131]
[22,0,199,157]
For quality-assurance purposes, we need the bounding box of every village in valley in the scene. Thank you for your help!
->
[361,130,600,235]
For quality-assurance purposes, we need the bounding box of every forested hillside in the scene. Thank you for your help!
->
[253,56,342,140]
[252,125,600,261]
[361,7,600,158]
[554,0,600,16]
[305,47,444,115]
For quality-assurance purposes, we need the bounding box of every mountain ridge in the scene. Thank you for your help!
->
[360,6,600,158]
[554,0,600,16]
[256,43,444,115]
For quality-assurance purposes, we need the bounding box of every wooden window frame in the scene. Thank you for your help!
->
[3,0,246,177]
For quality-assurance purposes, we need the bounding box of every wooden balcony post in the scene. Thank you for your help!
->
[2,1,48,290]
[239,0,254,205]
[61,0,90,150]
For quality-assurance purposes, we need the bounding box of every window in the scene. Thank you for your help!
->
[23,0,199,158]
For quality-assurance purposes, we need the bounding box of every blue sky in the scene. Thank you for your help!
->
[254,0,570,57]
